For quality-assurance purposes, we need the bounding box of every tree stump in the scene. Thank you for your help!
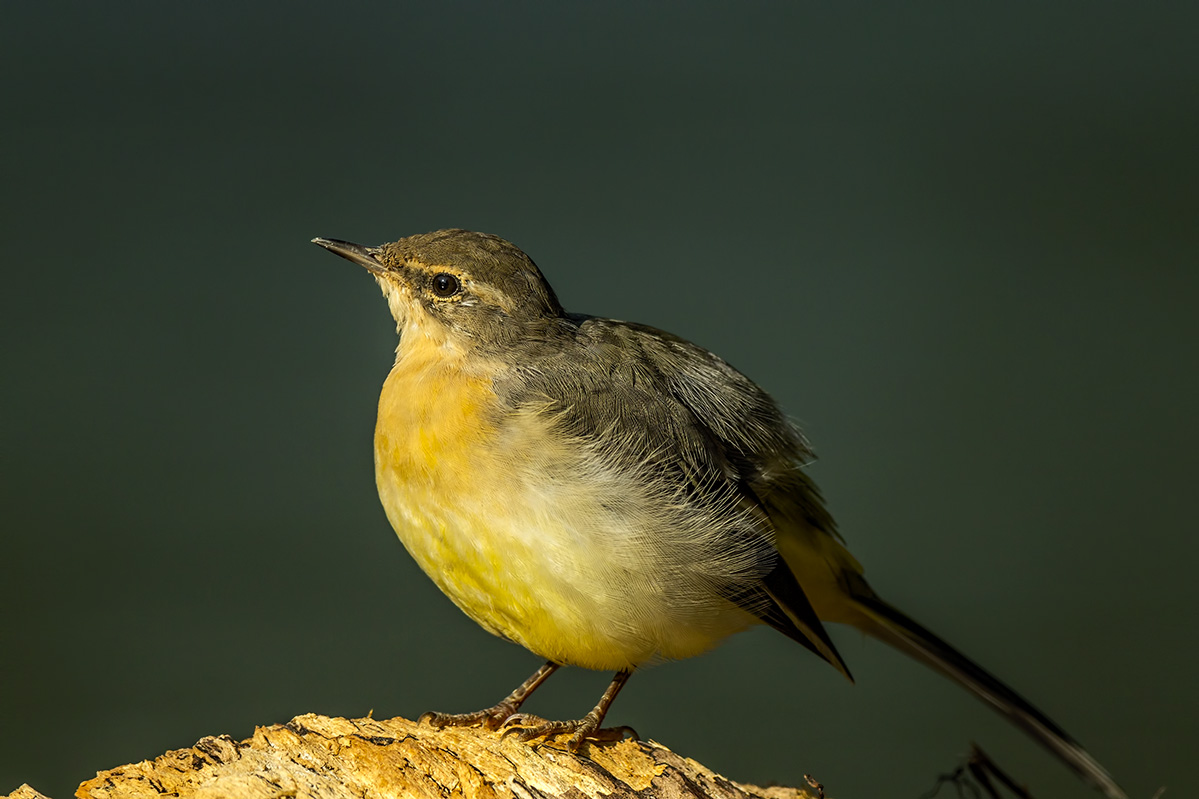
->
[4,714,823,799]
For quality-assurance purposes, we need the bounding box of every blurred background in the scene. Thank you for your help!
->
[2,3,1195,798]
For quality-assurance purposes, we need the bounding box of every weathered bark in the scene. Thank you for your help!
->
[4,714,822,799]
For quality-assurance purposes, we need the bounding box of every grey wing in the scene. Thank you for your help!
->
[498,316,850,677]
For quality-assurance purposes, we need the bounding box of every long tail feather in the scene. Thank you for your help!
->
[850,590,1126,799]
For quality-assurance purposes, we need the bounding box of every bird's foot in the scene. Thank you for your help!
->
[419,700,520,732]
[501,712,639,752]
[419,662,564,734]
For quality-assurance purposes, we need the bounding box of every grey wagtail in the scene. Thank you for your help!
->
[313,229,1125,798]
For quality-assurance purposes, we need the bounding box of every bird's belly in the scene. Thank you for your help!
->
[373,363,755,670]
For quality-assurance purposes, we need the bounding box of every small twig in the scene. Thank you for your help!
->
[921,743,1033,799]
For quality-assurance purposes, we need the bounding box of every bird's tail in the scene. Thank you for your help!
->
[844,579,1127,799]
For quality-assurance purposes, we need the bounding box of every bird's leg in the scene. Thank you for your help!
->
[420,661,559,731]
[503,669,638,752]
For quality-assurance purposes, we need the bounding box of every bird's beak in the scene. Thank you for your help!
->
[311,237,389,277]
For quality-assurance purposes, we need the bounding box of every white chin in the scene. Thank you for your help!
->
[378,278,413,327]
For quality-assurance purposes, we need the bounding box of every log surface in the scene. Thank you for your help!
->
[4,714,821,799]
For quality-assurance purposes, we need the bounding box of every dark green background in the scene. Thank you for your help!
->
[2,4,1195,798]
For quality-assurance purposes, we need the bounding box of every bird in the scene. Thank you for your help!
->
[312,229,1126,798]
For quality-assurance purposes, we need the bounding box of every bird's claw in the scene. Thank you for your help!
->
[500,713,638,752]
[419,702,519,731]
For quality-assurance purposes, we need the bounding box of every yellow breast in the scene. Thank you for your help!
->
[373,347,522,637]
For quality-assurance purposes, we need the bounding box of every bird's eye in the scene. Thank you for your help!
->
[431,273,461,298]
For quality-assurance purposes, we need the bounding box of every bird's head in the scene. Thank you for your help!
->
[313,229,565,355]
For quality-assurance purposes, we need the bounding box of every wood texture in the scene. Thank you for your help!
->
[4,714,822,799]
